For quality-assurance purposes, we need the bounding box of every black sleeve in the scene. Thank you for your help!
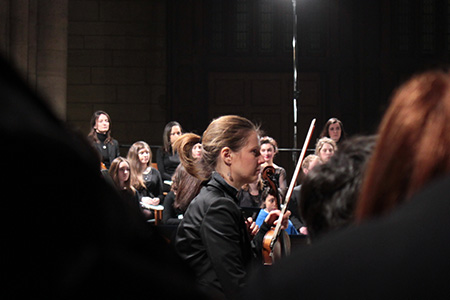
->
[156,148,171,180]
[288,186,304,230]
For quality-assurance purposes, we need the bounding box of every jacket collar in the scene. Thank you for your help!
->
[209,172,239,202]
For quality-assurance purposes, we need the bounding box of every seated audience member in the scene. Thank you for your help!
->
[245,70,450,299]
[127,141,164,203]
[260,136,287,191]
[0,56,203,298]
[238,173,264,208]
[163,133,204,225]
[255,187,299,235]
[319,117,347,145]
[315,137,337,163]
[289,154,321,234]
[109,157,143,218]
[300,136,376,241]
[163,164,203,225]
[157,121,183,191]
[87,110,120,169]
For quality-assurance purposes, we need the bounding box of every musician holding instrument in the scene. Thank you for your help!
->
[260,136,287,191]
[175,115,290,299]
[255,169,299,235]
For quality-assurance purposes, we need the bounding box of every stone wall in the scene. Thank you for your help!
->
[67,0,167,148]
[0,0,68,120]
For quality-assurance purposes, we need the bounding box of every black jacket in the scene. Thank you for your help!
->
[93,137,119,169]
[175,172,269,299]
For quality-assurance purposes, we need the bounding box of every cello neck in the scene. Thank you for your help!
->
[270,118,316,247]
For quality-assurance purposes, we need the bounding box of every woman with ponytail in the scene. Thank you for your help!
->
[175,115,290,299]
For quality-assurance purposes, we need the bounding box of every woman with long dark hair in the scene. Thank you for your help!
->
[87,110,120,169]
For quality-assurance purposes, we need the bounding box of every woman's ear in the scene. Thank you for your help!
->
[221,147,233,166]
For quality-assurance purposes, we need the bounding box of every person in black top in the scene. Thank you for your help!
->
[156,121,182,191]
[175,115,290,299]
[127,141,164,203]
[0,55,204,299]
[87,110,120,169]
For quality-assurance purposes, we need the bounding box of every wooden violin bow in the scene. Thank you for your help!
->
[262,118,316,265]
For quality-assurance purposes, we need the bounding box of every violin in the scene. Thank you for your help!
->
[262,119,316,265]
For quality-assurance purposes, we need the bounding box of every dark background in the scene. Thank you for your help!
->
[167,0,450,178]
[2,0,450,181]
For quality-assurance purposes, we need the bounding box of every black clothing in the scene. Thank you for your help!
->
[162,191,184,225]
[156,148,180,181]
[237,189,263,208]
[140,167,164,201]
[176,172,269,299]
[246,175,450,299]
[0,56,203,299]
[92,132,120,169]
[288,185,305,230]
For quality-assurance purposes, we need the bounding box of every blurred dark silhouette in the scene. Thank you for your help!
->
[0,56,204,299]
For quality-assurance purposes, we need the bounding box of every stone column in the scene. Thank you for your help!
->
[0,0,68,120]
[36,0,68,120]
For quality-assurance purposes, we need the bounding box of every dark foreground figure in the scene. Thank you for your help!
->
[0,57,203,298]
[245,174,450,299]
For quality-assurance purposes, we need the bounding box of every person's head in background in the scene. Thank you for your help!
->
[88,110,113,143]
[298,154,321,184]
[109,157,135,194]
[357,70,450,221]
[300,135,376,241]
[315,137,337,163]
[127,141,152,190]
[260,136,279,165]
[162,121,183,153]
[319,117,346,144]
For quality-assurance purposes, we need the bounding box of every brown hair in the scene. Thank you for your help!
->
[319,117,346,143]
[179,115,260,181]
[171,164,203,211]
[127,141,152,190]
[356,70,450,221]
[162,121,183,153]
[173,133,201,177]
[109,157,136,195]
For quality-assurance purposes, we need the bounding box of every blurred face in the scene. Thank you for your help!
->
[303,157,321,175]
[138,148,150,165]
[265,194,278,212]
[328,123,341,143]
[192,143,202,159]
[260,143,275,163]
[230,131,265,186]
[118,161,130,184]
[170,126,182,144]
[95,114,110,134]
[319,143,335,163]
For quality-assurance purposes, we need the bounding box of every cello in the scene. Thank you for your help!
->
[262,118,316,265]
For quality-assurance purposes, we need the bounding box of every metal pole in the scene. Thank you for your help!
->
[292,0,300,164]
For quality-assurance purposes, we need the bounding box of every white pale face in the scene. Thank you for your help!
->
[319,143,335,163]
[260,143,275,164]
[118,161,130,184]
[328,123,341,142]
[138,148,150,165]
[230,131,265,186]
